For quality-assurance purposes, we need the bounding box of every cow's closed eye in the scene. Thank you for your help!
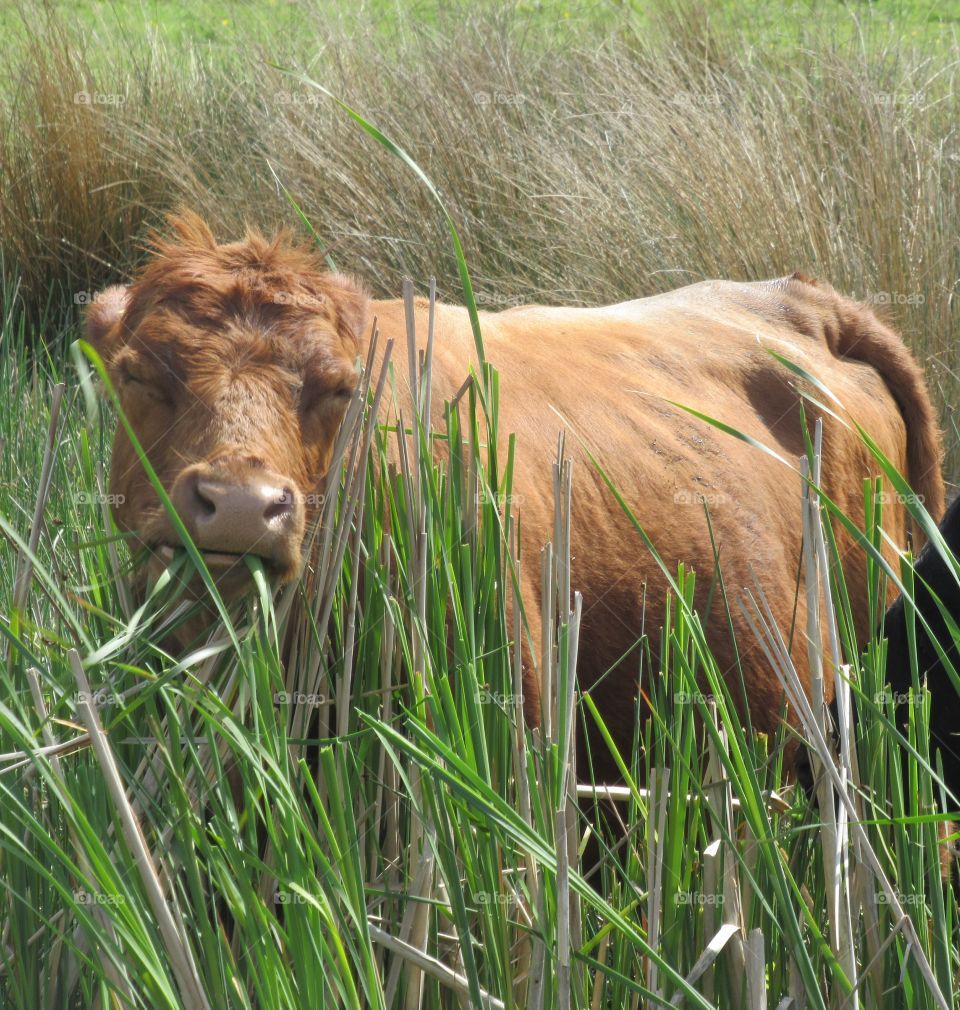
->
[118,361,147,385]
[299,380,356,415]
[116,355,176,405]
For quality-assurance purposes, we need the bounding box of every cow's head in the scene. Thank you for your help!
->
[86,212,369,597]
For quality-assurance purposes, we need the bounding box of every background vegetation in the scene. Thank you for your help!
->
[1,1,959,1007]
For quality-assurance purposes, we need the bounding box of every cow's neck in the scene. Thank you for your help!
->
[364,297,485,406]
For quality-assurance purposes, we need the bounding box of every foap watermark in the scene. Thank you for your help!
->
[874,491,924,507]
[75,890,125,906]
[673,490,729,507]
[473,90,526,107]
[75,689,123,708]
[677,891,724,906]
[477,688,523,707]
[668,91,724,109]
[272,291,328,309]
[73,90,125,107]
[873,690,926,707]
[476,490,524,507]
[475,891,513,906]
[875,92,921,111]
[274,890,311,905]
[273,91,323,107]
[875,890,926,907]
[289,491,327,508]
[474,292,524,308]
[865,291,925,307]
[274,691,328,707]
[73,491,125,507]
[73,289,121,307]
[674,690,713,706]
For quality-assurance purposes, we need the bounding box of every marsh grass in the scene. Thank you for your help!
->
[0,240,958,1005]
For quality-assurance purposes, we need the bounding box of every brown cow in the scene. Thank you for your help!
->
[85,213,944,774]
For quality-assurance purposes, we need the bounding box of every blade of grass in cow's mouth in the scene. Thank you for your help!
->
[154,543,270,572]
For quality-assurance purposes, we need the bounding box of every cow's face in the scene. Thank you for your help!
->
[86,213,369,598]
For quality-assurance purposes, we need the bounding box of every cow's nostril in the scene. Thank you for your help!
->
[264,488,295,523]
[193,480,218,518]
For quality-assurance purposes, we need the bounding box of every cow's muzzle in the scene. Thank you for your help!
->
[166,458,306,580]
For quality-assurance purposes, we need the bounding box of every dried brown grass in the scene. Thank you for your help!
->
[3,3,959,472]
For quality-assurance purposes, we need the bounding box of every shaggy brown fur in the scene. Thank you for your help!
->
[87,213,945,777]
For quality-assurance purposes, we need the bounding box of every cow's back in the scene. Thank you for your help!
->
[367,277,943,762]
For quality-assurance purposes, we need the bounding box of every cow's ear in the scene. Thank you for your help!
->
[85,285,130,361]
[324,273,370,351]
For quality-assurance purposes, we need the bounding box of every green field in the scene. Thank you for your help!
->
[2,2,959,1007]
[5,0,960,49]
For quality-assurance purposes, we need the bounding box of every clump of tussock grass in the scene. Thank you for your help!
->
[4,2,960,471]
